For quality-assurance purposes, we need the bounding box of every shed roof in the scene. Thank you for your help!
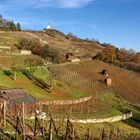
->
[0,88,27,100]
[10,95,36,104]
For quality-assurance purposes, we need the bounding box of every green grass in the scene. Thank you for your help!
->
[99,93,140,130]
[34,67,50,82]
[0,69,88,101]
[67,90,88,99]
[33,67,88,100]
[0,70,48,100]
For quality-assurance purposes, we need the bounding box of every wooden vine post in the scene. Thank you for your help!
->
[15,111,20,139]
[3,100,6,128]
[22,102,25,140]
[34,107,38,140]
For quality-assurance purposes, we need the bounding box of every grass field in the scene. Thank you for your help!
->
[0,68,87,100]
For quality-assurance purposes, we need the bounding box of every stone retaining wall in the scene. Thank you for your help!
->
[28,112,132,124]
[64,111,132,124]
[38,96,92,105]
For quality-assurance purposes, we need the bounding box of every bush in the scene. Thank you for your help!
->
[21,69,33,80]
[34,77,53,93]
[34,77,49,89]
[122,63,140,73]
[3,70,13,77]
[16,38,66,64]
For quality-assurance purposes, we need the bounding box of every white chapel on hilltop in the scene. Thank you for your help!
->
[47,24,54,30]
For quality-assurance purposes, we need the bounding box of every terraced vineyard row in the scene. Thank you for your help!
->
[49,60,140,104]
[44,98,112,119]
[81,60,140,104]
[49,61,111,97]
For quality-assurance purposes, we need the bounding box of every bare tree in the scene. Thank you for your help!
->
[10,58,23,80]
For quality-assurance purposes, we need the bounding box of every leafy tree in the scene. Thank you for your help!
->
[24,56,43,79]
[16,38,65,64]
[118,48,137,62]
[16,38,42,50]
[11,62,19,80]
[132,53,140,63]
[101,45,117,61]
[41,45,65,63]
[10,58,22,80]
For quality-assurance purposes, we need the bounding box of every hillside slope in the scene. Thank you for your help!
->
[0,30,104,62]
[49,60,140,105]
[29,29,103,58]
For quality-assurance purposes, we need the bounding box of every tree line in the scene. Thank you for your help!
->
[97,44,140,72]
[0,14,21,31]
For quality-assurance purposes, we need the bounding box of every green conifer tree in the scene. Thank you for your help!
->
[16,22,21,31]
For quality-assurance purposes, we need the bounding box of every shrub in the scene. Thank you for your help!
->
[3,70,13,77]
[21,69,33,80]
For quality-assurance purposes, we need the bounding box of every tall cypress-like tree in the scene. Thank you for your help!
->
[16,22,21,31]
[11,20,17,30]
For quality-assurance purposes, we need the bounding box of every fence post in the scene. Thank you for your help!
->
[15,111,20,139]
[34,106,37,140]
[22,102,25,140]
[49,117,53,140]
[3,101,6,128]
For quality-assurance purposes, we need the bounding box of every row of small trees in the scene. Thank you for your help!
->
[0,14,21,31]
[97,44,140,72]
[98,43,140,63]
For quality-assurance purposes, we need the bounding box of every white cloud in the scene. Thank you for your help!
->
[3,0,94,8]
[52,0,94,8]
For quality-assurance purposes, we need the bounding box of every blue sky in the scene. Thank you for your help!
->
[0,0,140,51]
